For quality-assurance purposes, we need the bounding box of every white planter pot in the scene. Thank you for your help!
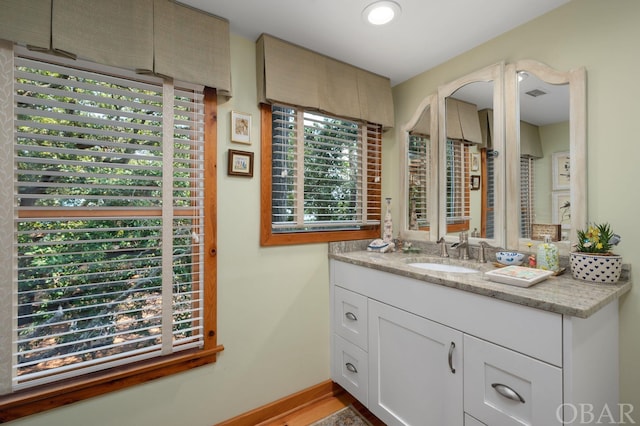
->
[569,252,622,283]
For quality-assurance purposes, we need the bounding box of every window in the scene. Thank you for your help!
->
[261,104,382,245]
[0,48,220,421]
[445,139,470,232]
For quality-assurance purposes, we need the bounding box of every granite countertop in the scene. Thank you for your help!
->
[329,248,632,319]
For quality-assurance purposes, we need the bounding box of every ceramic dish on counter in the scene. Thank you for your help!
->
[495,251,525,266]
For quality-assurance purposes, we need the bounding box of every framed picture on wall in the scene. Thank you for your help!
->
[552,151,570,190]
[470,153,480,172]
[470,175,480,190]
[227,149,254,177]
[231,111,251,144]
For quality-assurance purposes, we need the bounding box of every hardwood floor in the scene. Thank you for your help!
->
[258,390,384,426]
[215,381,384,426]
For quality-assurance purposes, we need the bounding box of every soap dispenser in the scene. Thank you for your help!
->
[537,235,559,272]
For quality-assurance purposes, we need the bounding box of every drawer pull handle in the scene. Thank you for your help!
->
[345,312,358,321]
[448,342,456,374]
[492,383,525,403]
[345,362,358,374]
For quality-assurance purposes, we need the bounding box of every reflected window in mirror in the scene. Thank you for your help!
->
[445,139,470,233]
[520,156,536,239]
[408,132,430,230]
[483,149,495,239]
[442,95,494,239]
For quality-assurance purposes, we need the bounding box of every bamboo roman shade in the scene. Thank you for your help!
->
[0,0,231,94]
[0,0,51,50]
[257,34,394,128]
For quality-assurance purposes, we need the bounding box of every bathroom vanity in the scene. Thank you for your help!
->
[329,249,631,425]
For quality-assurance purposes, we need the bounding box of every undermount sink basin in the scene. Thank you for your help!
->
[408,262,479,274]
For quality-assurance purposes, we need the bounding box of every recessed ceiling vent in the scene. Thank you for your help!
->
[525,88,547,98]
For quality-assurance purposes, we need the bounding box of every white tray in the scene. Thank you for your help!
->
[485,266,554,288]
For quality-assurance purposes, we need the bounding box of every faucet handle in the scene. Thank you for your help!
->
[437,237,449,258]
[478,241,491,263]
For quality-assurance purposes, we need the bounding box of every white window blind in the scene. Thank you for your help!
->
[408,134,430,229]
[446,139,470,224]
[11,52,205,391]
[520,156,535,238]
[270,104,381,232]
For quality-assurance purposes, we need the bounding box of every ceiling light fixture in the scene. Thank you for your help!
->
[363,1,401,26]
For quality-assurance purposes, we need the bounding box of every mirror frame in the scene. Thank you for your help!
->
[505,60,587,253]
[437,62,505,247]
[399,93,439,241]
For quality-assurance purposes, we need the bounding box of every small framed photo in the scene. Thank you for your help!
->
[552,151,570,190]
[227,149,254,177]
[231,111,251,144]
[531,223,562,241]
[470,175,480,190]
[470,153,480,172]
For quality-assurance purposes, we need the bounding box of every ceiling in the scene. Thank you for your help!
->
[180,0,569,86]
[181,0,571,125]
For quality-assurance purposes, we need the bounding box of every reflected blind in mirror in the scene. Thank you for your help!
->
[520,156,535,238]
[408,134,430,230]
[446,139,470,225]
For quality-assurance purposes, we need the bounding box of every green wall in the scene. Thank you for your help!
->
[9,0,640,424]
[392,0,640,412]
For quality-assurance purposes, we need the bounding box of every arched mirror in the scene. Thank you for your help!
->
[505,60,586,253]
[399,93,438,241]
[437,63,504,247]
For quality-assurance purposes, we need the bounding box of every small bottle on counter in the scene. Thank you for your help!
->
[537,235,559,272]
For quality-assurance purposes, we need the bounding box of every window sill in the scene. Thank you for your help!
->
[0,345,224,422]
[261,228,380,246]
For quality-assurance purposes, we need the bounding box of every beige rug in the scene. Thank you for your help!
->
[310,405,373,426]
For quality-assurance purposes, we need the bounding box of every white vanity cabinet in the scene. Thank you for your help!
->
[368,299,463,425]
[330,259,621,426]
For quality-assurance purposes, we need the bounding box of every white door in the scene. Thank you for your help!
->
[368,299,463,426]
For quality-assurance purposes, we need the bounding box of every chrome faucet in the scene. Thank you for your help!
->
[451,232,470,260]
[437,237,449,258]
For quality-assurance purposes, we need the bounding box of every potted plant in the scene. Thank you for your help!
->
[570,223,622,283]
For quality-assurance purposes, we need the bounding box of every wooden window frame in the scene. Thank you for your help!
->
[260,104,381,246]
[0,87,222,424]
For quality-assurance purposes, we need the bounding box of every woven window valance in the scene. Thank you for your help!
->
[0,0,51,50]
[446,98,482,144]
[0,0,231,95]
[52,0,154,73]
[256,34,394,128]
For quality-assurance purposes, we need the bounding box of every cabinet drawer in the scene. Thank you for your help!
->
[332,334,368,406]
[464,335,562,426]
[334,285,368,350]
